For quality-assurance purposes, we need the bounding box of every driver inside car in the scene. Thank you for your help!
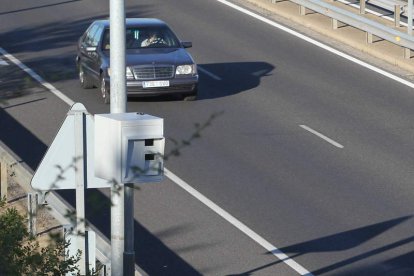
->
[141,31,166,47]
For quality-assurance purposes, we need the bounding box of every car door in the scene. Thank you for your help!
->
[88,25,105,81]
[79,23,101,80]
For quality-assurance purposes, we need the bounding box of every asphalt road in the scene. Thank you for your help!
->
[2,0,414,275]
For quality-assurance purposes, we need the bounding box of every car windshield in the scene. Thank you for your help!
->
[101,26,181,50]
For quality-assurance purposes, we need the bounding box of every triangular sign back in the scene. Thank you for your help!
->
[31,103,110,190]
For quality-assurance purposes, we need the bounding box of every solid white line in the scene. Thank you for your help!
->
[198,66,222,80]
[165,168,313,276]
[215,0,414,89]
[0,47,74,106]
[300,125,344,148]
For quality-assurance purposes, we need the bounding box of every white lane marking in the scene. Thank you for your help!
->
[0,47,74,106]
[0,45,311,275]
[215,0,414,89]
[0,57,9,65]
[165,168,313,276]
[300,125,344,148]
[198,65,222,80]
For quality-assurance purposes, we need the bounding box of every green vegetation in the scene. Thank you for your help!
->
[0,197,82,275]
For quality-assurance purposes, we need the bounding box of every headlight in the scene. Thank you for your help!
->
[176,64,195,75]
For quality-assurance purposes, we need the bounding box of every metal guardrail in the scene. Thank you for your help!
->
[270,0,414,57]
[368,0,407,14]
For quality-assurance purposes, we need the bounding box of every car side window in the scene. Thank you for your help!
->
[102,29,110,50]
[84,24,99,47]
[91,26,104,47]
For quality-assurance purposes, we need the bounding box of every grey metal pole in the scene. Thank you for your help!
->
[110,0,127,113]
[124,183,135,276]
[75,110,86,275]
[109,0,128,275]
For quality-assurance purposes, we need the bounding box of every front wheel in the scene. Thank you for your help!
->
[100,76,110,104]
[183,94,197,101]
[183,89,198,101]
[79,66,94,89]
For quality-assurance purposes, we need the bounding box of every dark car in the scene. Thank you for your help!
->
[76,18,198,103]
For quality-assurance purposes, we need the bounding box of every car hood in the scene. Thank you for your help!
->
[119,48,194,66]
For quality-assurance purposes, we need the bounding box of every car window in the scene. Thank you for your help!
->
[91,26,104,47]
[84,24,99,47]
[102,29,110,50]
[101,26,181,50]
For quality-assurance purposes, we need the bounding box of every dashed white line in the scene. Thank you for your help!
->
[198,65,222,80]
[0,47,74,106]
[300,125,344,148]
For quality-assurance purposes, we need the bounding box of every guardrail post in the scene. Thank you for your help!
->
[300,5,306,15]
[408,0,413,36]
[0,161,8,200]
[360,0,366,14]
[395,5,401,27]
[366,32,374,43]
[332,18,338,29]
[27,193,39,237]
[404,48,411,58]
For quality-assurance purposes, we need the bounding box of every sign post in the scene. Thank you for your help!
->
[74,108,86,274]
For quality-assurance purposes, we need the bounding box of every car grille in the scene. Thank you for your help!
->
[132,66,174,80]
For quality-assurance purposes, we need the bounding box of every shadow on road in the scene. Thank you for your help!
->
[197,61,275,100]
[227,216,413,276]
[335,249,414,276]
[127,61,275,102]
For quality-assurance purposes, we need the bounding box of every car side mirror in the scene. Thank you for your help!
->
[181,41,192,48]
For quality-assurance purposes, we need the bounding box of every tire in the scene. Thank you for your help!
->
[184,94,197,101]
[100,76,110,104]
[79,66,94,89]
[183,89,198,101]
[183,86,198,101]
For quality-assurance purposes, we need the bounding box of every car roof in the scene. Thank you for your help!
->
[94,18,168,28]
